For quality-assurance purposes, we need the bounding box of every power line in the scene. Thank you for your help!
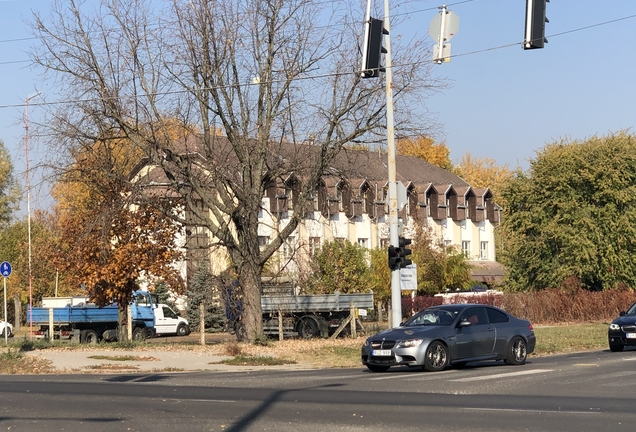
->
[0,9,635,109]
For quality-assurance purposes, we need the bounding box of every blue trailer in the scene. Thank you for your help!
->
[27,291,156,343]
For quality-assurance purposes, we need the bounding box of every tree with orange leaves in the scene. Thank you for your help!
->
[51,136,184,340]
[397,136,454,171]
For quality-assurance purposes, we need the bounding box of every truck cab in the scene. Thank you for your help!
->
[153,304,190,336]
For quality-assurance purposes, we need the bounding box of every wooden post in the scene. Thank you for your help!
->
[278,305,284,341]
[199,302,205,346]
[48,308,54,341]
[127,304,133,341]
[350,302,357,338]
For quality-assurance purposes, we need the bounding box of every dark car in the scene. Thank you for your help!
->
[361,304,536,372]
[608,302,636,352]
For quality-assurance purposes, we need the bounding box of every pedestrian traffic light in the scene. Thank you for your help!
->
[361,17,388,78]
[524,0,549,50]
[399,237,412,268]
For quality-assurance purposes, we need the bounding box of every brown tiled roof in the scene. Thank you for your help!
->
[134,135,471,190]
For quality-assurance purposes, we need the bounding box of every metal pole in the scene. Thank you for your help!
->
[383,0,402,328]
[3,277,7,344]
[25,94,35,340]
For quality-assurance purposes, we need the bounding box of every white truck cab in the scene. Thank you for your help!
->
[154,304,190,336]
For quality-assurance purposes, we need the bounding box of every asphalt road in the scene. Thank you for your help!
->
[1,349,635,432]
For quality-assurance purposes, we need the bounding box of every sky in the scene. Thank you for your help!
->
[0,0,635,216]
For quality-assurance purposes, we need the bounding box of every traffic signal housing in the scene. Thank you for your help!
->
[361,18,388,78]
[387,237,413,270]
[399,237,412,268]
[524,0,549,50]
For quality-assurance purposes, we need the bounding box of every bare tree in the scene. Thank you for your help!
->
[31,0,443,341]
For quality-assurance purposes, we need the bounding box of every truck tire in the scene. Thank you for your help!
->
[176,323,189,336]
[81,329,99,345]
[298,317,320,339]
[132,326,147,341]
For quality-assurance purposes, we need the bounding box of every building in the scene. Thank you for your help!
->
[131,137,503,287]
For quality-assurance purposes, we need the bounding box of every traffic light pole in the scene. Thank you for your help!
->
[382,0,402,328]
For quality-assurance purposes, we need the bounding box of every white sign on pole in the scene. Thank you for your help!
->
[400,264,418,291]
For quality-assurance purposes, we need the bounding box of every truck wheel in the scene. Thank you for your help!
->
[132,327,146,341]
[298,317,319,339]
[177,324,188,336]
[81,329,99,345]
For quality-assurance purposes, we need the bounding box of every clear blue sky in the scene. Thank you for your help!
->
[1,0,635,216]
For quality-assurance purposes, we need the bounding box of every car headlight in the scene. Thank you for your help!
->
[609,323,621,330]
[397,339,424,348]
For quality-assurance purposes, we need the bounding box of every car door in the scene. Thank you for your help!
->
[154,306,168,334]
[160,305,181,334]
[454,307,496,359]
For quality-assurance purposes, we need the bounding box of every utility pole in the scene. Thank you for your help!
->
[380,0,402,328]
[361,0,407,327]
[25,92,39,340]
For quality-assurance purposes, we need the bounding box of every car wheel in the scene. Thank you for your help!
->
[177,324,188,336]
[505,336,528,365]
[298,318,319,339]
[423,341,449,372]
[366,364,390,372]
[609,341,624,352]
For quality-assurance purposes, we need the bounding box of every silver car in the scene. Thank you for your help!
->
[361,304,536,372]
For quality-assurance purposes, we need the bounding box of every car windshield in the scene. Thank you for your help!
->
[404,309,458,326]
[626,303,636,315]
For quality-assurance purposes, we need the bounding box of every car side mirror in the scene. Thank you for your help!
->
[458,320,471,327]
[620,311,626,316]
[399,322,405,327]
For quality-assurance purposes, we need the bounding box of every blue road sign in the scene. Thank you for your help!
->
[1,262,11,277]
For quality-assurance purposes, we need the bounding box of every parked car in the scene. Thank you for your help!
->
[361,304,536,372]
[608,302,636,352]
[0,320,13,338]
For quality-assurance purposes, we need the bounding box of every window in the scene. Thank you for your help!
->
[357,238,368,248]
[258,236,269,249]
[445,198,451,218]
[380,238,390,249]
[462,241,470,258]
[309,237,321,256]
[486,308,509,324]
[480,241,488,260]
[444,240,452,248]
[283,236,296,259]
[162,306,178,319]
[460,307,488,325]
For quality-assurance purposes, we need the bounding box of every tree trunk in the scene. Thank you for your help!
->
[118,304,129,341]
[13,293,21,331]
[237,264,264,342]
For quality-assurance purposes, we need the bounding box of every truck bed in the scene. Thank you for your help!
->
[28,305,119,325]
[261,292,374,313]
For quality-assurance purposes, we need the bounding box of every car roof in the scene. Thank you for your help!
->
[427,303,499,312]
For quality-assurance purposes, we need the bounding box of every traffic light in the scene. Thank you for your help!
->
[361,18,388,78]
[524,0,549,50]
[399,237,412,268]
[388,246,401,270]
[387,237,413,270]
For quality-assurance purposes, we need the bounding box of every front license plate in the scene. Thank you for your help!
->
[372,349,392,356]
[626,333,636,339]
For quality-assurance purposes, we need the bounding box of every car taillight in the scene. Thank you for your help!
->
[529,324,534,331]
